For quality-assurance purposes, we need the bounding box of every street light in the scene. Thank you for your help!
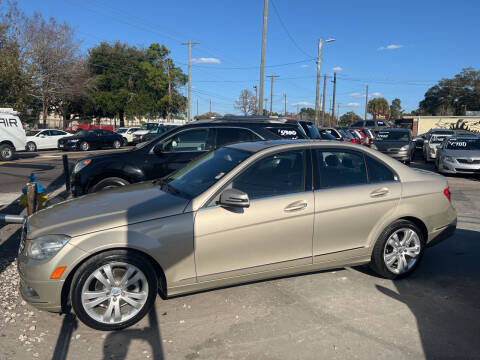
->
[315,38,336,126]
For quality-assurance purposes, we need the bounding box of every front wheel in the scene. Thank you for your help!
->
[0,144,15,161]
[113,140,121,149]
[89,177,130,193]
[370,220,425,279]
[70,250,158,331]
[80,141,90,151]
[26,142,37,152]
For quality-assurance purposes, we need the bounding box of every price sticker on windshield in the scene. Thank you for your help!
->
[448,141,467,147]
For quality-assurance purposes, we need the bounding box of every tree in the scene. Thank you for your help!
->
[419,68,480,115]
[23,12,82,127]
[234,89,256,115]
[390,98,403,120]
[298,107,315,120]
[367,97,390,119]
[339,111,362,126]
[195,111,221,120]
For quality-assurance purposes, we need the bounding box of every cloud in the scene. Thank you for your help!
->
[347,102,361,107]
[300,64,309,68]
[349,92,382,99]
[332,66,343,72]
[292,101,313,106]
[370,92,382,98]
[378,44,403,51]
[191,57,221,64]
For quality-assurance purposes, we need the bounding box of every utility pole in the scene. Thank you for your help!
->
[253,85,258,113]
[284,93,287,116]
[337,103,340,125]
[264,98,269,115]
[196,98,199,118]
[209,99,212,113]
[331,72,337,124]
[181,40,200,122]
[364,85,369,121]
[267,75,279,115]
[166,58,172,121]
[328,99,332,126]
[258,0,269,115]
[315,39,323,126]
[321,74,327,126]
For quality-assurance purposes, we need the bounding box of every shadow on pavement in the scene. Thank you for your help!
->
[363,228,480,359]
[103,307,164,360]
[51,313,78,360]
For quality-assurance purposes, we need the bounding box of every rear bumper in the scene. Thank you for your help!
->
[427,218,457,247]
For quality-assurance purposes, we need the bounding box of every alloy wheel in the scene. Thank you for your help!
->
[383,228,421,275]
[80,262,149,325]
[1,147,13,159]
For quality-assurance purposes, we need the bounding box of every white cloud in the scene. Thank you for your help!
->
[378,44,403,51]
[370,92,382,98]
[347,102,361,107]
[300,64,309,68]
[292,101,313,106]
[349,92,364,98]
[191,57,221,64]
[332,66,343,72]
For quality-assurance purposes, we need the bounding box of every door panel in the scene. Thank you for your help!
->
[195,191,314,280]
[313,183,401,258]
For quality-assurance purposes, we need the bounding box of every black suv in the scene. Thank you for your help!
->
[71,117,307,196]
[351,120,393,131]
[58,129,124,151]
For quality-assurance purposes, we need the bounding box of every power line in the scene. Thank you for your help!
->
[270,0,314,58]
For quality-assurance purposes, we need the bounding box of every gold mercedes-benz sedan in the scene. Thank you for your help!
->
[18,140,457,330]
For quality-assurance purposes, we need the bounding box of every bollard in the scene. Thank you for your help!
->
[62,154,71,193]
[26,182,38,216]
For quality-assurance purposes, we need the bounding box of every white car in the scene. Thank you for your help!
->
[115,127,140,144]
[25,129,72,152]
[0,108,26,161]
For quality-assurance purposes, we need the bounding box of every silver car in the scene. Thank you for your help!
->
[18,140,457,331]
[436,134,480,175]
[423,130,455,162]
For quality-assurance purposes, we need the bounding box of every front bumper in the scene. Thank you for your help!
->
[380,150,410,161]
[438,159,480,174]
[18,243,87,313]
[427,218,457,247]
[58,142,80,150]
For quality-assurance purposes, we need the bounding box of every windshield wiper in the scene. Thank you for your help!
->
[154,178,180,194]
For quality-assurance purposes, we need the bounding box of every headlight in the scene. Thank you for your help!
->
[400,145,409,150]
[74,159,91,173]
[429,147,437,153]
[371,144,378,150]
[69,139,80,143]
[27,235,71,260]
[443,156,454,162]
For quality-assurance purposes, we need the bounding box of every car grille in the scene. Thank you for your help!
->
[457,158,480,164]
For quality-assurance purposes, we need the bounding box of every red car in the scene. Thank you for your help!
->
[356,128,375,147]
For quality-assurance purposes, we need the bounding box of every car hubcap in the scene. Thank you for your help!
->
[28,143,35,151]
[114,141,120,148]
[383,228,421,274]
[82,143,88,150]
[81,262,149,324]
[2,148,12,158]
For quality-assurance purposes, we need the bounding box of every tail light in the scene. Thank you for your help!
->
[350,139,360,144]
[443,187,451,203]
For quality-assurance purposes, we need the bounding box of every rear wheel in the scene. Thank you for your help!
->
[113,140,121,149]
[0,144,14,161]
[370,220,425,279]
[26,142,37,152]
[70,250,158,331]
[80,141,90,151]
[90,177,130,193]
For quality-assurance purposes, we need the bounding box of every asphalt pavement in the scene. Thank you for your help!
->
[0,149,479,360]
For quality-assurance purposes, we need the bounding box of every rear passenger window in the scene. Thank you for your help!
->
[352,121,364,127]
[216,128,260,147]
[366,121,375,127]
[366,156,395,183]
[316,150,367,188]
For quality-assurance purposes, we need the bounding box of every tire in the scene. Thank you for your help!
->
[0,144,15,161]
[90,177,130,193]
[113,140,121,149]
[26,142,37,152]
[70,250,158,331]
[80,141,90,151]
[369,220,425,280]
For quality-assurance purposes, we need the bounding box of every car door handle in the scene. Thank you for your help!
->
[284,201,308,212]
[370,188,390,198]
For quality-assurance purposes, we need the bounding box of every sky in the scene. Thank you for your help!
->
[17,0,480,117]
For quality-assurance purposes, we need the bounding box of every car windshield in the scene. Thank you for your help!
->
[338,129,353,139]
[164,147,251,199]
[445,138,480,150]
[375,131,410,142]
[141,123,158,130]
[75,130,96,137]
[428,131,453,140]
[430,135,449,143]
[116,128,127,133]
[26,130,40,136]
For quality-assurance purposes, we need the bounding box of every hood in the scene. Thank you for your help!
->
[28,182,190,238]
[373,140,410,150]
[133,130,149,136]
[442,149,480,158]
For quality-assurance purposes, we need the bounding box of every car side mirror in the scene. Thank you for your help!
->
[153,144,163,156]
[218,188,250,208]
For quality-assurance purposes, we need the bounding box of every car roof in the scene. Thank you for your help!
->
[429,129,454,132]
[448,134,480,139]
[193,116,296,124]
[378,128,410,132]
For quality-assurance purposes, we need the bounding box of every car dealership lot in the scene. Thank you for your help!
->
[0,153,479,359]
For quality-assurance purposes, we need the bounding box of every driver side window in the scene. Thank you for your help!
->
[162,129,212,152]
